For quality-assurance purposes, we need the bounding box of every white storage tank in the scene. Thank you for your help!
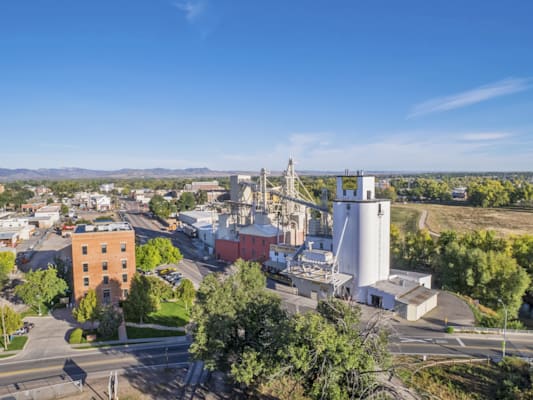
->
[333,171,390,302]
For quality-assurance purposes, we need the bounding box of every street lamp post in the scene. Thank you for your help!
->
[498,299,508,359]
[37,294,41,317]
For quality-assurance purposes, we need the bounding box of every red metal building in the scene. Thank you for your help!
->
[215,223,284,263]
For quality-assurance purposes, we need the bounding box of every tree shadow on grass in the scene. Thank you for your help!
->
[144,314,188,327]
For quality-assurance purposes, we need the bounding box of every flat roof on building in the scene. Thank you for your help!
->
[239,223,279,237]
[179,211,216,220]
[270,243,299,253]
[36,205,60,213]
[390,269,432,280]
[285,266,353,286]
[74,222,133,234]
[397,286,437,306]
[370,277,418,297]
[370,278,437,306]
[0,231,18,239]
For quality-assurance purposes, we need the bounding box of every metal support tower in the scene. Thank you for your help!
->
[260,167,268,214]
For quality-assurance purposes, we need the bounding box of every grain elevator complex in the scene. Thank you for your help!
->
[205,159,437,321]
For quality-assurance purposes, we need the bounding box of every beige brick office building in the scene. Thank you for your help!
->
[71,222,136,304]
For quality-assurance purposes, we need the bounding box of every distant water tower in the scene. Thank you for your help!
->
[332,170,390,302]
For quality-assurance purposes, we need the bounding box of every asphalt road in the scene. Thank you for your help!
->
[389,334,533,359]
[121,201,228,284]
[0,342,191,389]
[3,331,531,390]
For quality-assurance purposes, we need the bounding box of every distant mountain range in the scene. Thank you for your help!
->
[3,167,506,181]
[0,167,234,181]
[0,167,349,181]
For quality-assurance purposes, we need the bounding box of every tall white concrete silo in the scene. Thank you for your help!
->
[332,171,390,302]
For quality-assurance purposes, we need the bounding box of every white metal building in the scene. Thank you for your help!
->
[333,172,390,302]
[282,170,438,321]
[34,205,60,224]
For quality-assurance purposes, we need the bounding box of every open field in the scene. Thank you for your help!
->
[391,205,421,234]
[393,203,533,236]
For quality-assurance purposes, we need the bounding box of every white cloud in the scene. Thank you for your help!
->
[213,131,530,172]
[173,0,206,23]
[462,132,512,141]
[408,78,530,118]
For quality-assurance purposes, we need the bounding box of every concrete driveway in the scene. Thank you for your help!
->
[393,291,475,336]
[422,291,475,327]
[19,308,78,360]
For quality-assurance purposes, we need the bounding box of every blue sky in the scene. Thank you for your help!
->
[1,0,533,171]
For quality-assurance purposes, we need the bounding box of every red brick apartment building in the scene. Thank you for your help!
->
[71,222,136,305]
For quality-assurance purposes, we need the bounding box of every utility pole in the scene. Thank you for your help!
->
[498,299,508,359]
[1,305,8,350]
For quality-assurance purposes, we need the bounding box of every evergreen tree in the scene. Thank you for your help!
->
[73,289,100,326]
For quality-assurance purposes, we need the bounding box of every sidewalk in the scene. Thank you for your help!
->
[125,322,186,331]
[118,309,128,341]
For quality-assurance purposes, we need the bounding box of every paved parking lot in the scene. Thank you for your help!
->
[19,308,77,360]
[18,232,71,272]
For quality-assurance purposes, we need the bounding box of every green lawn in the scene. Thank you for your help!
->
[0,335,28,351]
[69,328,118,344]
[144,301,190,327]
[391,205,421,234]
[126,326,186,339]
[20,303,50,318]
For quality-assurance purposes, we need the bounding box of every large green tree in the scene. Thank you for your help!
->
[195,190,208,205]
[135,238,183,271]
[149,195,177,219]
[437,242,530,317]
[283,299,390,400]
[146,275,175,301]
[0,305,22,348]
[511,234,533,291]
[15,267,68,315]
[73,289,100,326]
[150,237,183,264]
[122,274,159,323]
[97,306,122,339]
[191,260,290,382]
[394,229,436,270]
[178,192,196,211]
[135,244,162,271]
[176,278,195,312]
[468,179,511,208]
[0,252,15,284]
[190,261,391,399]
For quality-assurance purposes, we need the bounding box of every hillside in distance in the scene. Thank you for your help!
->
[0,167,238,181]
[0,167,350,181]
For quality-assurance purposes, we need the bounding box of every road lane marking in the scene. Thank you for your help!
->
[399,337,430,343]
[0,343,190,367]
[0,351,189,378]
[456,338,466,347]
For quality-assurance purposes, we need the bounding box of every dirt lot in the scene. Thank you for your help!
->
[75,210,119,222]
[394,203,533,237]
